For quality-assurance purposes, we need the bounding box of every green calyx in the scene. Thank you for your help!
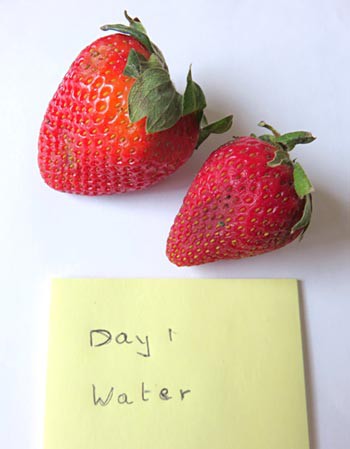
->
[257,121,316,238]
[258,121,315,151]
[101,11,232,142]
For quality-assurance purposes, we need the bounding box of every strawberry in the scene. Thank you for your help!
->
[38,11,232,195]
[166,122,315,266]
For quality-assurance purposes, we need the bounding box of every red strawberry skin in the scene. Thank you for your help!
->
[166,137,306,266]
[38,34,199,195]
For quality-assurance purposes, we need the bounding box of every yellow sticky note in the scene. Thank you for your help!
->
[45,279,309,449]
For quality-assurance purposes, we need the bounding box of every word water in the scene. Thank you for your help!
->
[92,382,191,406]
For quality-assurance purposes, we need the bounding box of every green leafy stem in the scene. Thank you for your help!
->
[101,11,233,144]
[256,121,316,238]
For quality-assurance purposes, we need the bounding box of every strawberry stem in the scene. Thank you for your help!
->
[124,10,140,26]
[258,121,280,137]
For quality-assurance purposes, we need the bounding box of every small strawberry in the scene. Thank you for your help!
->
[38,11,232,195]
[166,122,315,266]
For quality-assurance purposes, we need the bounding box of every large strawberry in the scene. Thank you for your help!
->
[166,122,315,266]
[38,11,232,195]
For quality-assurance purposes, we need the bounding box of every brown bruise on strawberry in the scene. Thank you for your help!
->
[38,34,199,194]
[166,137,306,266]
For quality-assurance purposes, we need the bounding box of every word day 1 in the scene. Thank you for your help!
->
[92,382,191,406]
[89,328,177,358]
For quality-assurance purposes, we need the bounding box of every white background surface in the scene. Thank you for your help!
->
[0,0,349,448]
